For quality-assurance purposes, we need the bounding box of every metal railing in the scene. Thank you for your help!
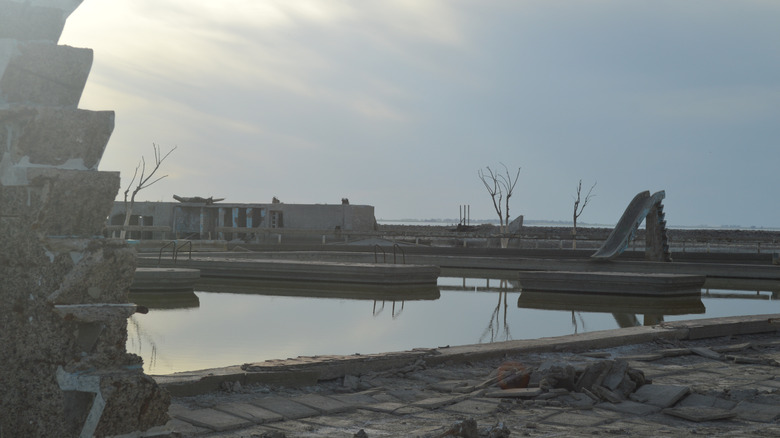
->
[157,240,193,266]
[373,244,406,264]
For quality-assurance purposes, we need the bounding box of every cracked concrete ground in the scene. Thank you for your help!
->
[153,317,780,437]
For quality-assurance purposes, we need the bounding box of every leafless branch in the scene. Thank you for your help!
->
[120,143,177,239]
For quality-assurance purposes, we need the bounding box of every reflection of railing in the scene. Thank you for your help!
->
[372,300,405,319]
[157,240,193,266]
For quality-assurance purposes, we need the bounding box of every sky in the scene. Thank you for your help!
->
[59,1,780,227]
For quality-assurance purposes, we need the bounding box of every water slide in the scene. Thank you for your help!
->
[591,190,666,260]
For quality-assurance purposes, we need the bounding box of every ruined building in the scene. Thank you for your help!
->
[0,1,169,436]
[108,200,377,241]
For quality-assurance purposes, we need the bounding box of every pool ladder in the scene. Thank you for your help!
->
[374,244,406,264]
[158,240,192,266]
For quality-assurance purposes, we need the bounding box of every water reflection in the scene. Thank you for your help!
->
[517,292,706,329]
[126,272,780,375]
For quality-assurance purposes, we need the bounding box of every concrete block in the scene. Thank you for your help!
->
[27,168,120,236]
[0,1,68,41]
[663,406,736,422]
[633,384,690,408]
[213,402,283,424]
[602,360,628,391]
[0,42,92,107]
[170,407,252,432]
[575,360,610,391]
[8,108,114,170]
[250,396,321,419]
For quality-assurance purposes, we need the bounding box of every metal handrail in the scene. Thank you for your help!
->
[392,243,406,264]
[373,244,386,263]
[174,240,192,262]
[158,241,176,266]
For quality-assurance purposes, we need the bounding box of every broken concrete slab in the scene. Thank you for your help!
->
[250,396,321,420]
[442,399,500,415]
[328,392,381,407]
[663,406,736,422]
[632,384,690,408]
[602,360,629,391]
[429,380,471,393]
[559,392,596,409]
[290,394,354,414]
[358,402,406,413]
[212,402,284,424]
[170,407,252,432]
[484,388,542,399]
[411,395,465,409]
[676,393,737,410]
[733,401,780,422]
[543,412,607,427]
[596,400,661,416]
[690,347,724,361]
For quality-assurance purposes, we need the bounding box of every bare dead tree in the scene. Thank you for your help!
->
[120,143,177,239]
[478,164,521,248]
[572,179,596,249]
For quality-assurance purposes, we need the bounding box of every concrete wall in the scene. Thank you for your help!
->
[109,201,377,240]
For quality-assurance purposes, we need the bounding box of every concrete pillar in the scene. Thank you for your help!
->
[0,1,170,435]
[199,207,205,239]
[217,207,225,240]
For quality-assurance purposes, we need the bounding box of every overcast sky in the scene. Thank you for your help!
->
[60,1,780,227]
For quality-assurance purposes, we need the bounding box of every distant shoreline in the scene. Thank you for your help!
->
[376,222,780,244]
[378,219,780,232]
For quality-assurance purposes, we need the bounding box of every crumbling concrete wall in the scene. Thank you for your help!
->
[0,1,170,436]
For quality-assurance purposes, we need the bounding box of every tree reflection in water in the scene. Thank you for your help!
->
[480,279,512,343]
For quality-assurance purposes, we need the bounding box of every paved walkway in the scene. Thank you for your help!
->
[159,317,780,437]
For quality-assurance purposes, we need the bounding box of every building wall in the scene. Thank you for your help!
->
[108,201,377,239]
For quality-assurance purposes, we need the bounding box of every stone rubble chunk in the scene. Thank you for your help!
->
[602,360,629,391]
[593,385,623,403]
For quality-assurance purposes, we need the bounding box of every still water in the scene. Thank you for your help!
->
[127,274,780,375]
